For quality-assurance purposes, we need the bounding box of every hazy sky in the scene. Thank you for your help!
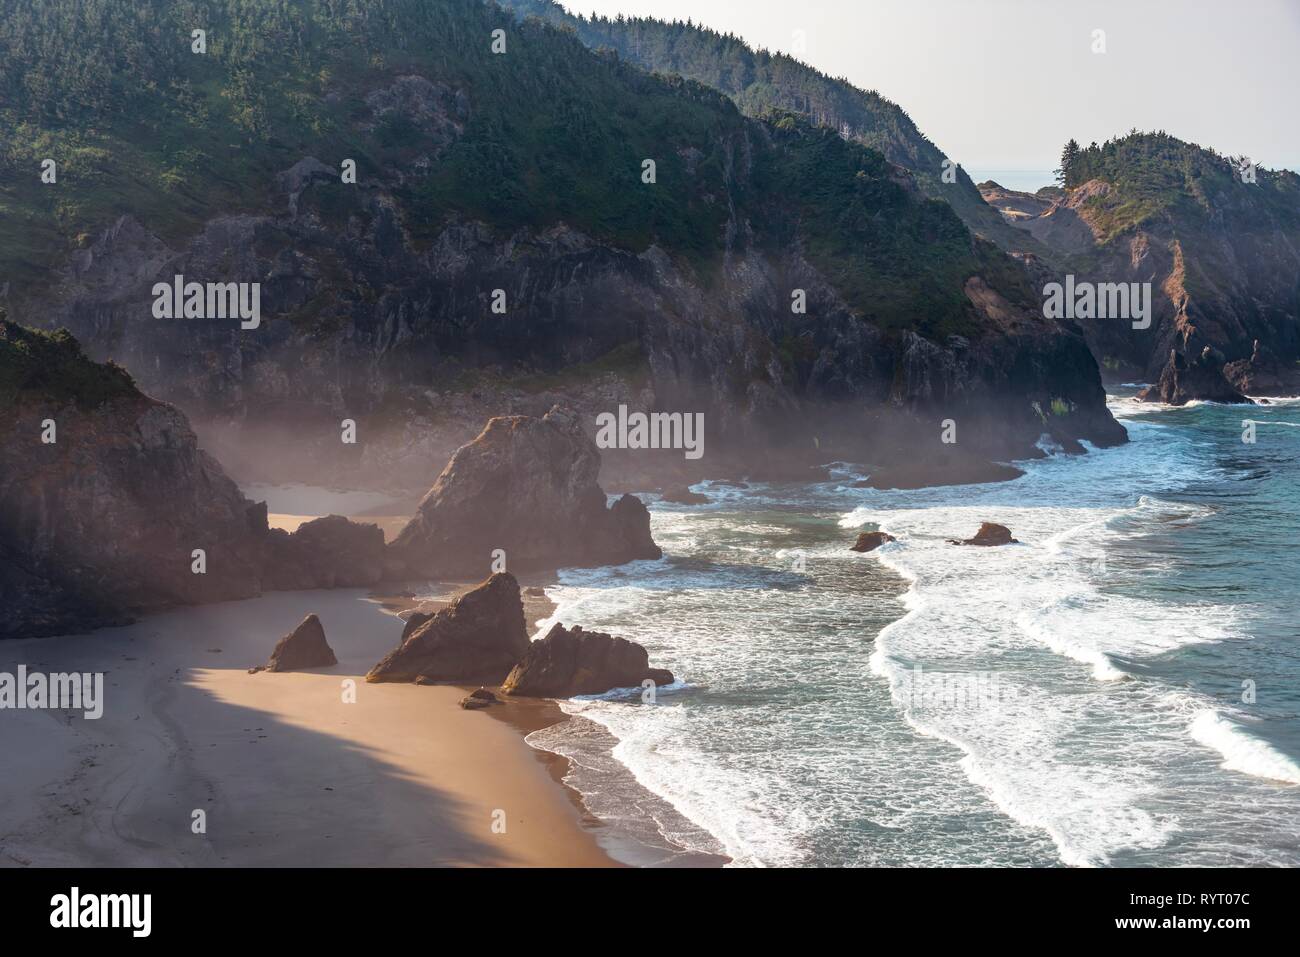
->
[559,0,1300,173]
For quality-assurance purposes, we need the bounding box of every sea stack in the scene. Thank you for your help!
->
[385,406,660,580]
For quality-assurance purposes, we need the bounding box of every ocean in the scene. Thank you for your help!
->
[966,169,1058,193]
[529,390,1300,867]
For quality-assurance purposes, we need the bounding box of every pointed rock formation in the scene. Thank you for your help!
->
[502,622,674,698]
[386,407,660,579]
[366,573,528,684]
[265,614,337,672]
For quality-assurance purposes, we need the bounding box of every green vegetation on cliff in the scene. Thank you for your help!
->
[0,0,1034,342]
[1057,131,1300,243]
[0,314,139,407]
[497,0,1042,256]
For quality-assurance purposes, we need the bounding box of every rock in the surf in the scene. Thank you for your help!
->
[502,623,674,698]
[660,485,710,505]
[366,573,528,684]
[947,523,1018,547]
[850,531,896,552]
[265,614,338,672]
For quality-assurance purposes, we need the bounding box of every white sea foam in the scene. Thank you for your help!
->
[1190,711,1300,785]
[524,395,1298,867]
[841,406,1262,865]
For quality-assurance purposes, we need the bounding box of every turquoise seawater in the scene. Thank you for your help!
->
[527,392,1300,866]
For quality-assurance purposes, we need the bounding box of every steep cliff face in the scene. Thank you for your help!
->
[2,0,1124,487]
[0,321,267,638]
[980,134,1300,403]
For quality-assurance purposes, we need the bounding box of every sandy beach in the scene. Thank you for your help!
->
[0,588,617,867]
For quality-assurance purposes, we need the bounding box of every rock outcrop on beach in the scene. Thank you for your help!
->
[386,407,660,579]
[0,319,413,640]
[459,687,500,710]
[366,573,529,684]
[979,134,1300,403]
[0,320,267,639]
[502,623,675,698]
[850,531,896,553]
[263,614,337,672]
[263,514,387,590]
[948,523,1019,547]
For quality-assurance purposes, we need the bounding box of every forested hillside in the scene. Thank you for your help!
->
[0,0,1120,486]
[498,0,1043,256]
[984,131,1300,401]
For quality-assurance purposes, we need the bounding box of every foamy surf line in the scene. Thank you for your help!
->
[526,567,808,868]
[1190,710,1300,786]
[839,415,1238,867]
[859,518,1180,867]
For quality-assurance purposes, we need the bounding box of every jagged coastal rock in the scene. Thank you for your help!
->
[366,573,529,684]
[979,136,1300,403]
[502,623,675,698]
[264,514,387,590]
[948,523,1019,547]
[1137,348,1246,406]
[387,407,660,579]
[263,614,338,672]
[0,321,266,639]
[850,531,896,552]
[3,321,404,640]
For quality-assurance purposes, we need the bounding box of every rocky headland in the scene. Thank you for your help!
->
[979,134,1300,404]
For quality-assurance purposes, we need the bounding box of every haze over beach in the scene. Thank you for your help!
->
[1,0,1298,930]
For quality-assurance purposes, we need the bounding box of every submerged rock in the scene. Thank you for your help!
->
[850,531,896,552]
[366,573,528,684]
[265,614,338,672]
[660,485,709,505]
[387,406,660,579]
[502,623,674,698]
[947,523,1019,547]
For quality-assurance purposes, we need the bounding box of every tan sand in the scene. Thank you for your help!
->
[0,589,616,867]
